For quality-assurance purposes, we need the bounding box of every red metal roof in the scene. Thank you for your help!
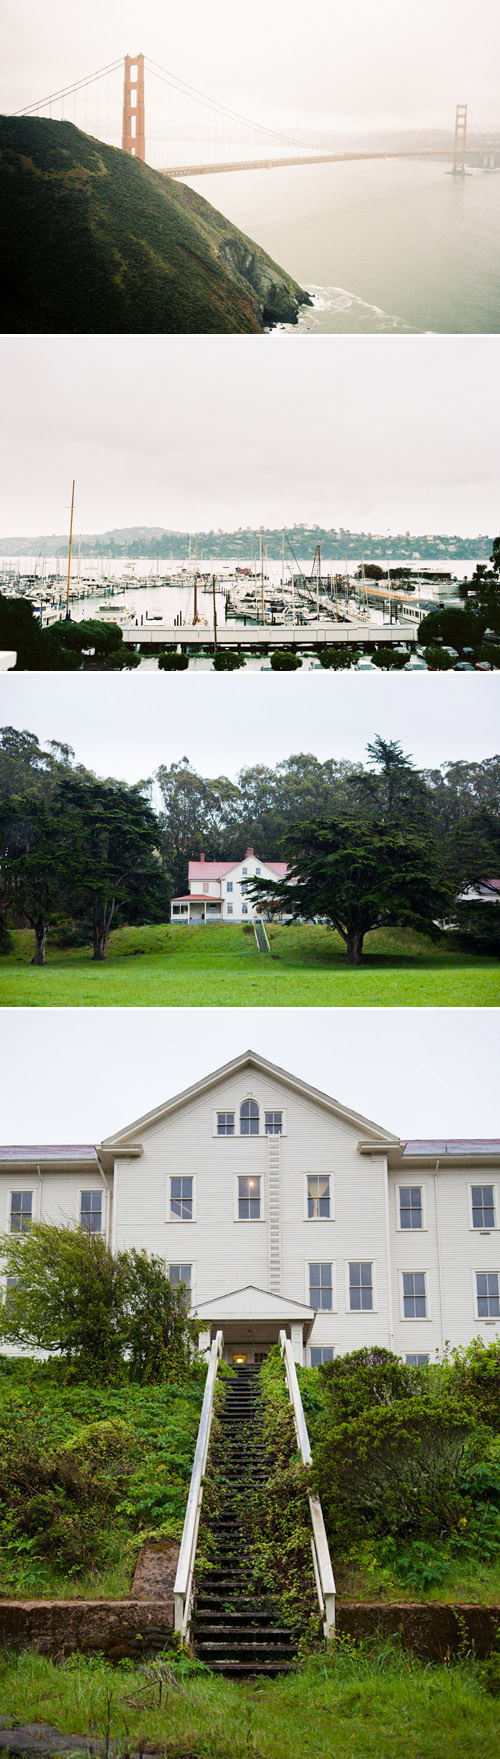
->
[0,1146,98,1161]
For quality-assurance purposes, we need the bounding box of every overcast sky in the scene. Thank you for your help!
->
[3,0,499,135]
[0,1009,498,1141]
[1,337,499,539]
[0,672,498,783]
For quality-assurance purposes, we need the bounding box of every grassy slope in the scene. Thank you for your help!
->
[0,116,305,333]
[0,1649,499,1759]
[0,922,498,1008]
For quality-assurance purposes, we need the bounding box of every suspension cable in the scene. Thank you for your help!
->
[13,57,123,116]
[146,57,324,154]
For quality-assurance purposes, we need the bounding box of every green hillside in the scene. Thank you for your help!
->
[0,116,309,333]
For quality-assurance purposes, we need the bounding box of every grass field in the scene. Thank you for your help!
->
[0,1646,499,1759]
[1,922,498,1009]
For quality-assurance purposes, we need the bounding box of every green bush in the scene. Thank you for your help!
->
[158,651,189,670]
[317,647,357,669]
[212,649,246,670]
[270,650,303,670]
[371,648,408,670]
[422,644,456,670]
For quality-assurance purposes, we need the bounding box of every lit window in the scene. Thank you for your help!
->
[402,1271,427,1319]
[217,1112,234,1136]
[476,1271,500,1319]
[168,1264,192,1291]
[471,1185,495,1229]
[349,1262,373,1312]
[240,1100,259,1136]
[310,1347,334,1366]
[9,1192,32,1233]
[307,1176,330,1219]
[170,1177,193,1221]
[238,1175,261,1220]
[80,1191,102,1233]
[265,1112,282,1136]
[309,1263,332,1310]
[405,1354,429,1367]
[399,1187,423,1230]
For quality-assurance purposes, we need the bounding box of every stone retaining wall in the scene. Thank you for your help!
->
[0,1598,499,1661]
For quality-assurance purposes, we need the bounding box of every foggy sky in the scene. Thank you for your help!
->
[0,1009,498,1140]
[1,336,499,539]
[1,672,498,786]
[3,0,500,136]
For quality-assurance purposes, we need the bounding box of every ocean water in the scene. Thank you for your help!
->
[184,157,500,332]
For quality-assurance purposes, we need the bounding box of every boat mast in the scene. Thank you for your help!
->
[212,573,218,648]
[260,528,265,624]
[65,480,75,620]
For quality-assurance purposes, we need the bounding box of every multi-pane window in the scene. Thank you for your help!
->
[9,1192,32,1233]
[227,904,233,915]
[242,867,248,875]
[242,904,248,915]
[307,1176,330,1219]
[471,1185,496,1229]
[476,1271,500,1319]
[217,1112,235,1136]
[265,1112,283,1136]
[406,1354,429,1367]
[309,1263,333,1310]
[255,866,261,875]
[399,1187,423,1230]
[170,1177,193,1221]
[349,1262,373,1312]
[240,1100,259,1135]
[402,1271,427,1319]
[5,1276,19,1301]
[310,1347,334,1366]
[168,1264,192,1291]
[238,1176,261,1220]
[80,1191,103,1233]
[226,882,233,893]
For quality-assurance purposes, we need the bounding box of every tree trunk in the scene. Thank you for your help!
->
[346,927,364,965]
[32,921,47,966]
[93,897,115,962]
[93,927,108,962]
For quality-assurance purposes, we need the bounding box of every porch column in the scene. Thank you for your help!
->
[290,1323,304,1366]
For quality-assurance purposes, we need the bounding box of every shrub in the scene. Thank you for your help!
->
[270,650,303,670]
[313,1395,473,1545]
[212,650,246,670]
[422,644,456,670]
[158,651,189,670]
[317,647,357,669]
[371,648,408,670]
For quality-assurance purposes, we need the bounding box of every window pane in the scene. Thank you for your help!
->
[349,1263,373,1311]
[238,1176,261,1219]
[265,1112,283,1136]
[311,1347,334,1366]
[217,1112,234,1136]
[472,1185,495,1228]
[307,1176,330,1219]
[80,1191,102,1233]
[169,1264,191,1289]
[170,1177,193,1220]
[406,1354,429,1366]
[240,1100,259,1135]
[10,1192,33,1232]
[403,1271,427,1319]
[309,1263,332,1310]
[400,1186,422,1229]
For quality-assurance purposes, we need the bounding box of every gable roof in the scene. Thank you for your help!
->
[189,858,289,881]
[101,1049,400,1149]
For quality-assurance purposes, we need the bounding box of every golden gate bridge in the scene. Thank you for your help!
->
[13,53,500,178]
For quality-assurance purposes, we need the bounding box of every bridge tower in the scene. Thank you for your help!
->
[452,103,467,174]
[122,54,146,161]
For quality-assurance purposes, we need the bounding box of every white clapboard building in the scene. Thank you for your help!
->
[1,1050,500,1366]
[170,849,289,924]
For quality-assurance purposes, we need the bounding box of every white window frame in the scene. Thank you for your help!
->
[167,1261,195,1302]
[303,1172,335,1222]
[214,1109,236,1138]
[396,1183,427,1232]
[345,1259,378,1314]
[310,1345,335,1366]
[167,1174,197,1224]
[234,1173,265,1223]
[468,1181,498,1233]
[305,1260,337,1313]
[238,1096,261,1137]
[473,1266,500,1323]
[7,1186,37,1232]
[78,1187,106,1235]
[405,1353,429,1367]
[399,1268,430,1322]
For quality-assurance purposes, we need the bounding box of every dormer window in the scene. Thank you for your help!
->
[240,1099,259,1136]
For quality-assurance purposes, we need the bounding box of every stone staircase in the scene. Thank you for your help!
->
[192,1364,296,1675]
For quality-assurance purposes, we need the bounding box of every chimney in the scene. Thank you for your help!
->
[245,847,254,858]
[199,853,205,863]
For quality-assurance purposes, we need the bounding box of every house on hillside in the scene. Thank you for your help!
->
[170,847,289,924]
[2,1050,500,1367]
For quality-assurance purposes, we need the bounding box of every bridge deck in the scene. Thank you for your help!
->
[161,147,498,178]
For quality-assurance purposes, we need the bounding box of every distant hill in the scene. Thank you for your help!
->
[1,525,494,562]
[0,116,308,333]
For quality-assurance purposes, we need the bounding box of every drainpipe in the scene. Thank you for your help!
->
[383,1156,394,1349]
[434,1160,445,1355]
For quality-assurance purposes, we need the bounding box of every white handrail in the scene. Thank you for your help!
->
[174,1328,223,1640]
[279,1329,336,1636]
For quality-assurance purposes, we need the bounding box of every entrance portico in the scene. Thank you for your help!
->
[193,1283,316,1367]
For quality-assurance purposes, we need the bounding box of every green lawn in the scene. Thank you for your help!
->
[0,1647,499,1759]
[1,922,498,1008]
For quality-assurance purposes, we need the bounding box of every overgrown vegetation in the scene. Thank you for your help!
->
[0,116,307,334]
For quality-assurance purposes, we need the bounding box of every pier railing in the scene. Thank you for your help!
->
[279,1329,336,1636]
[174,1329,223,1640]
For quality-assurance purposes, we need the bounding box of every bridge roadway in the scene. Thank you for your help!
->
[161,147,499,178]
[122,620,418,651]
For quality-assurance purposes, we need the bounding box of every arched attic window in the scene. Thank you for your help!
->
[240,1099,260,1136]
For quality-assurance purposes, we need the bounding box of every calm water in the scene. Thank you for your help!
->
[185,158,500,332]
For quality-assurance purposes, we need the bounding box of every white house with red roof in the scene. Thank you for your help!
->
[170,847,289,925]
